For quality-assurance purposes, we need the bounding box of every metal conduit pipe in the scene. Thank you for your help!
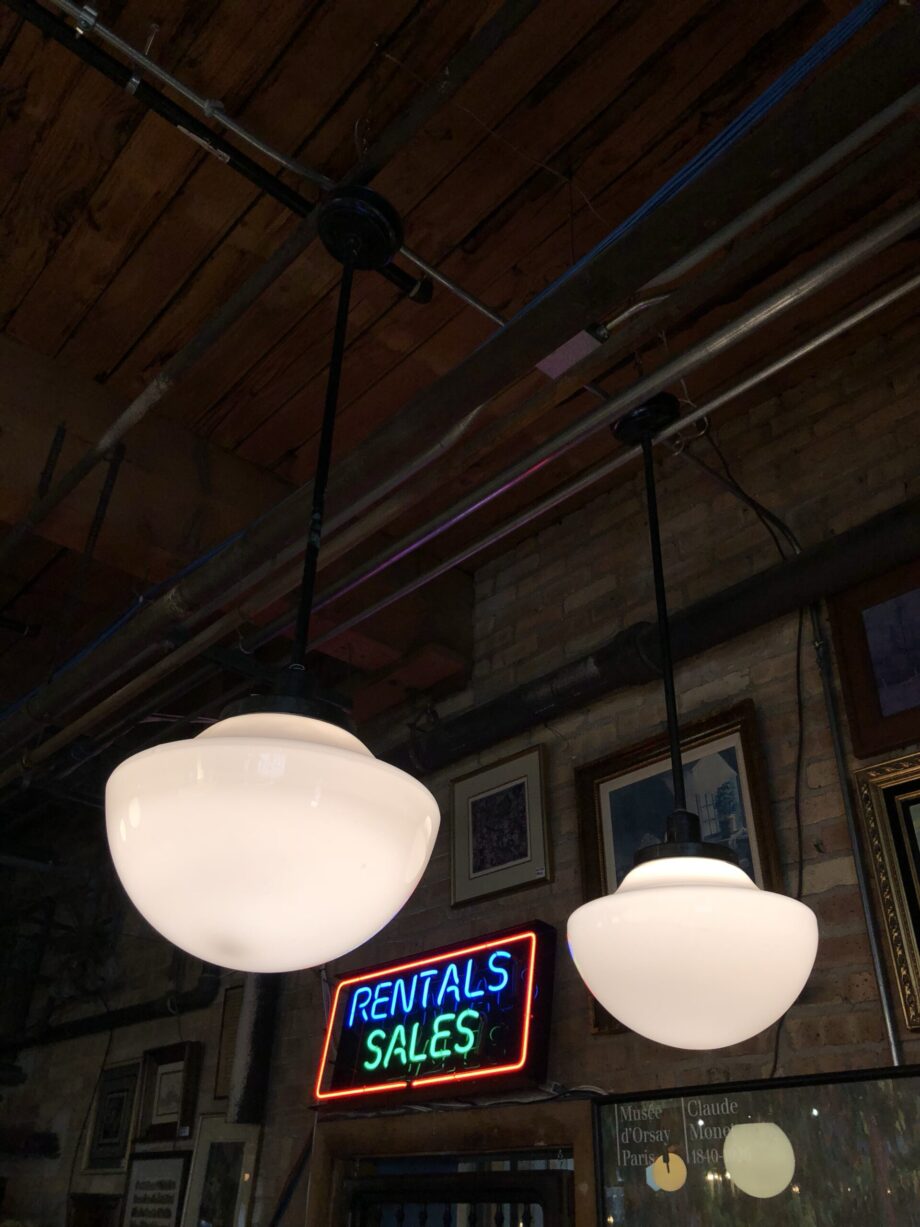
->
[8,0,428,300]
[0,207,915,774]
[43,0,919,329]
[0,0,538,575]
[3,267,918,791]
[0,961,221,1052]
[38,0,534,320]
[388,494,920,773]
[297,208,920,621]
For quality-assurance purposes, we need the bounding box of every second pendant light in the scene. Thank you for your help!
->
[567,395,818,1049]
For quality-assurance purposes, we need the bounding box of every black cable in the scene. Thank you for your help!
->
[290,258,355,670]
[639,433,687,811]
[678,426,808,1078]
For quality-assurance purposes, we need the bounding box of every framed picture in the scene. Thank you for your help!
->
[123,1153,190,1227]
[855,751,920,1029]
[181,1115,260,1227]
[450,746,550,905]
[214,985,244,1101]
[85,1061,139,1171]
[576,701,778,1031]
[137,1042,202,1143]
[829,558,920,758]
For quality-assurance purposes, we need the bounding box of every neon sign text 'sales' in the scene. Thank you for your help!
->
[315,926,554,1102]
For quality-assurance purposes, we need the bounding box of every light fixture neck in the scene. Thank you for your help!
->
[614,395,739,869]
[286,188,403,677]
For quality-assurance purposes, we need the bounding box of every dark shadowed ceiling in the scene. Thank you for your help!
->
[0,0,917,826]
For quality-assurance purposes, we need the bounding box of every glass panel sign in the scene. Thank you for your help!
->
[596,1068,920,1225]
[315,924,554,1103]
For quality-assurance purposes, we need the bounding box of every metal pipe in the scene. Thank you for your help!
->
[0,961,221,1052]
[0,0,536,576]
[48,0,334,187]
[808,607,903,1065]
[305,222,920,624]
[387,494,920,772]
[40,0,512,321]
[6,267,916,788]
[645,85,920,289]
[3,209,916,755]
[305,267,920,653]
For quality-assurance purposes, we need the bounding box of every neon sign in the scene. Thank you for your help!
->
[314,924,554,1102]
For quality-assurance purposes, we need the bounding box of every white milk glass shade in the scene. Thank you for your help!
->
[567,857,818,1049]
[106,712,439,972]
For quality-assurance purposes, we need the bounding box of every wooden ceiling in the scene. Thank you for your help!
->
[0,0,917,786]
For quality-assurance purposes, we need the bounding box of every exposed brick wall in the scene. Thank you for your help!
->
[1,313,918,1224]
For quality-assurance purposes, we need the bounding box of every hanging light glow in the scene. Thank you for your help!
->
[107,713,437,972]
[566,395,817,1049]
[105,188,440,973]
[567,857,816,1049]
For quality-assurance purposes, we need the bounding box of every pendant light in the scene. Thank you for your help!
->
[106,189,439,973]
[566,395,817,1049]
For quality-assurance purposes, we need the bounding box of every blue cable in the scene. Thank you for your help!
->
[0,0,887,730]
[512,0,888,323]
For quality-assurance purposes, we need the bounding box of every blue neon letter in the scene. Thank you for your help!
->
[462,958,485,1000]
[348,985,372,1028]
[486,950,511,993]
[370,980,393,1021]
[437,962,461,1007]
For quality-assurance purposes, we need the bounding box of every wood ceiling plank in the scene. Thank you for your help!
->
[237,0,830,475]
[0,22,85,217]
[5,0,321,357]
[117,0,605,434]
[188,0,669,455]
[304,16,919,524]
[51,0,432,385]
[0,0,230,327]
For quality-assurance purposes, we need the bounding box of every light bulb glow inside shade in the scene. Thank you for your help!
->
[567,857,817,1049]
[105,713,439,972]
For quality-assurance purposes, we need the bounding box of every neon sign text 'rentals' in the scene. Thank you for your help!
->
[314,929,550,1102]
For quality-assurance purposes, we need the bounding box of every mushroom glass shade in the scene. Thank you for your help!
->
[567,857,818,1049]
[106,712,439,973]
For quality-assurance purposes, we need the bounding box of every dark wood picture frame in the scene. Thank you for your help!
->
[575,700,779,1033]
[855,751,920,1030]
[828,558,920,759]
[85,1061,139,1171]
[122,1152,190,1227]
[136,1042,202,1143]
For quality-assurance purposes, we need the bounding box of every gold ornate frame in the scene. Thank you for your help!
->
[855,753,920,1030]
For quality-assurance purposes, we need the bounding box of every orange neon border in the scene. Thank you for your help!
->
[314,930,539,1102]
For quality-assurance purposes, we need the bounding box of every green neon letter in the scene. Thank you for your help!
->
[454,1008,480,1056]
[408,1021,427,1064]
[383,1024,409,1069]
[430,1012,456,1059]
[363,1028,386,1071]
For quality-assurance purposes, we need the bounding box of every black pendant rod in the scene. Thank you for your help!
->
[289,259,355,671]
[639,433,687,812]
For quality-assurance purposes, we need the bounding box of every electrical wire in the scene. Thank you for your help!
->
[676,426,808,1077]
